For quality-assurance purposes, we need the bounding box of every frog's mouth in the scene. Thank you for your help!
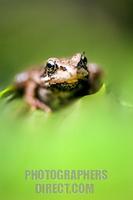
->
[40,68,89,87]
[40,76,89,92]
[49,82,79,91]
[41,76,77,85]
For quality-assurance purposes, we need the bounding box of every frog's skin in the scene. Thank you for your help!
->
[14,53,103,112]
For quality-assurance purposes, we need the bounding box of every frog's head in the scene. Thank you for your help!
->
[40,52,89,87]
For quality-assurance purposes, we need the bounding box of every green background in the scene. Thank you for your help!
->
[0,0,132,199]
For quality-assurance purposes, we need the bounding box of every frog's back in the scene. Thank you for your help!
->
[14,67,41,89]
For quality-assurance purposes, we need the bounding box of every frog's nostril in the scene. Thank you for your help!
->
[60,66,67,71]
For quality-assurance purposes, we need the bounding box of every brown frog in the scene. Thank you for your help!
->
[14,53,103,112]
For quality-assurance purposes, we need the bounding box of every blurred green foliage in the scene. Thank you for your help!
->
[0,0,132,200]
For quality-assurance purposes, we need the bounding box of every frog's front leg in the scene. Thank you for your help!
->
[24,81,52,113]
[87,63,103,93]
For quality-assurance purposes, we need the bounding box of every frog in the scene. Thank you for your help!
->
[13,52,103,112]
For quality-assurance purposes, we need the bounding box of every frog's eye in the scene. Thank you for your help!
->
[77,53,88,69]
[81,55,87,65]
[81,52,87,65]
[46,60,58,75]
